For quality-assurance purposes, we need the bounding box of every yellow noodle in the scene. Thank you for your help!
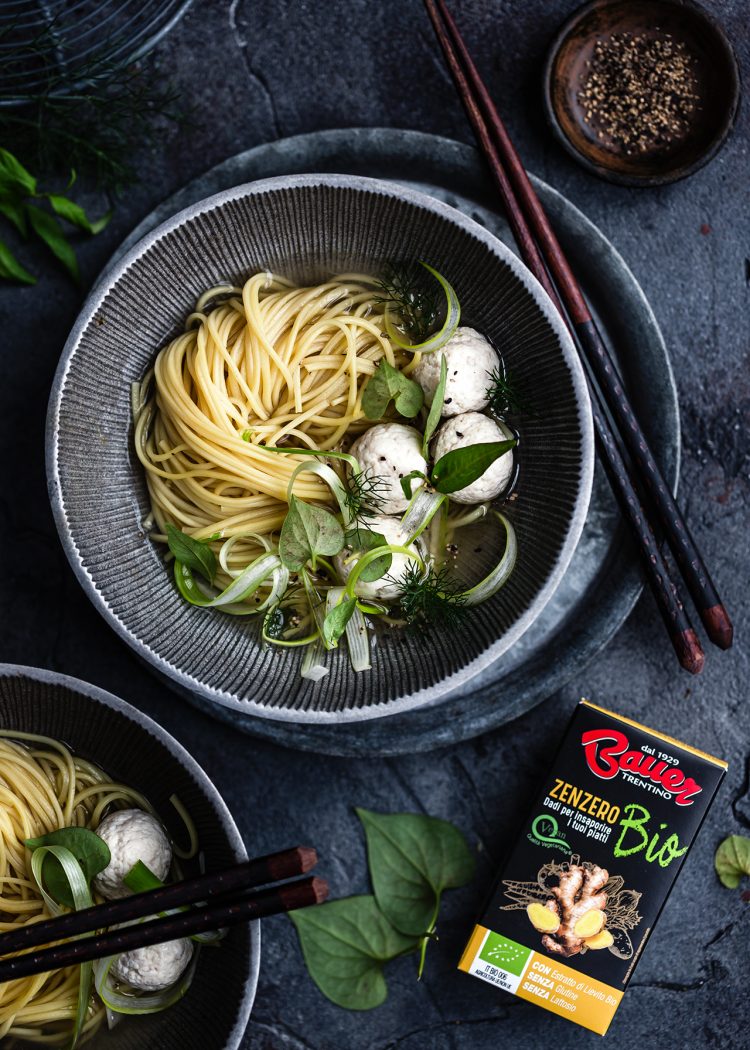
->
[0,732,153,1045]
[135,271,408,586]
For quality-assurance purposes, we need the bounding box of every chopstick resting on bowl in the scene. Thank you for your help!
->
[0,845,326,984]
[423,0,733,671]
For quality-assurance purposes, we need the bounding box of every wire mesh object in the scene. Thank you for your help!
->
[0,0,193,103]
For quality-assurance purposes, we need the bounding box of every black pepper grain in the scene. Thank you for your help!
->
[577,31,702,154]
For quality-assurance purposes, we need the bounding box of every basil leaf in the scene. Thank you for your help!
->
[26,204,79,283]
[25,828,110,908]
[290,896,418,1010]
[431,439,517,494]
[48,194,111,235]
[279,495,344,571]
[166,523,217,582]
[0,195,28,236]
[715,835,750,889]
[123,859,164,893]
[323,597,357,648]
[421,353,447,457]
[362,360,424,420]
[0,238,35,284]
[356,808,475,938]
[343,527,392,583]
[0,148,36,195]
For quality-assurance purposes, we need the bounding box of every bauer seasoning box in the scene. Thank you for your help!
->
[459,700,727,1035]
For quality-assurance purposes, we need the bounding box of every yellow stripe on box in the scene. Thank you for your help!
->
[580,699,728,769]
[515,951,622,1036]
[458,923,490,972]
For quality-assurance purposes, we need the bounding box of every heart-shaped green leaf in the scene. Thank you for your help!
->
[356,808,475,937]
[291,896,418,1010]
[25,827,110,908]
[715,834,750,889]
[343,527,392,583]
[279,496,344,571]
[362,359,424,420]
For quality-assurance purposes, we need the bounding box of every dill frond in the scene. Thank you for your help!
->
[344,469,388,524]
[486,366,529,419]
[0,26,187,192]
[397,563,468,630]
[375,262,441,343]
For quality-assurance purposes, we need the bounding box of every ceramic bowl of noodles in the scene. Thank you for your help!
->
[47,174,594,726]
[0,664,258,1049]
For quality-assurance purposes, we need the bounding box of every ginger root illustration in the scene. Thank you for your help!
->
[502,856,642,959]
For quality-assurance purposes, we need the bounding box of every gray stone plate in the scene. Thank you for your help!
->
[108,128,679,757]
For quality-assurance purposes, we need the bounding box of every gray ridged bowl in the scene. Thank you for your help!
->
[0,664,258,1050]
[47,174,594,724]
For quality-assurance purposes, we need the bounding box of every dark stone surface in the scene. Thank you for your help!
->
[0,1,748,1048]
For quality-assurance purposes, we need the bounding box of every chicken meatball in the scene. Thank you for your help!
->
[349,422,427,515]
[334,514,424,600]
[433,412,514,505]
[94,810,172,901]
[111,937,193,992]
[413,327,497,417]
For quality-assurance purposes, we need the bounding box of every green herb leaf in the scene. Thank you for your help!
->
[26,203,79,282]
[422,353,447,457]
[362,360,424,420]
[431,439,517,494]
[166,523,217,582]
[0,238,36,284]
[290,896,418,1010]
[323,597,357,648]
[343,528,392,583]
[0,195,28,236]
[47,193,111,235]
[355,808,475,939]
[0,148,37,195]
[399,469,426,502]
[123,860,164,893]
[715,835,750,889]
[279,495,344,571]
[25,828,110,908]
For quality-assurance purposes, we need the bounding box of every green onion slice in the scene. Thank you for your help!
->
[343,544,425,600]
[93,948,199,1016]
[29,845,93,1049]
[301,638,328,681]
[174,552,283,611]
[384,262,460,354]
[462,512,517,606]
[400,487,447,543]
[346,604,371,672]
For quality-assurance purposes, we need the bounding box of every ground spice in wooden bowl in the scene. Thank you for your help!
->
[543,0,740,186]
[578,32,702,156]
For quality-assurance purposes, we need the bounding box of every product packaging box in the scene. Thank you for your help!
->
[458,700,727,1035]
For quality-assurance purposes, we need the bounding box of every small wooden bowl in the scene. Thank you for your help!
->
[543,0,741,186]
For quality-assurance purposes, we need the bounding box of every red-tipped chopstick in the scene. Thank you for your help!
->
[424,0,730,668]
[0,845,317,956]
[0,875,328,984]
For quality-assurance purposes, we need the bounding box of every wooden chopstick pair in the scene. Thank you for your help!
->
[0,846,326,985]
[423,0,733,673]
